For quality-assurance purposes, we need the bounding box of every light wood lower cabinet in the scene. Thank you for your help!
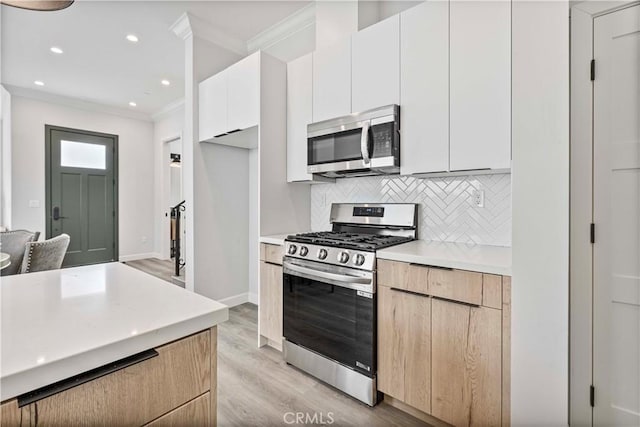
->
[259,243,283,351]
[377,260,511,427]
[0,329,217,427]
[431,299,502,427]
[378,285,431,414]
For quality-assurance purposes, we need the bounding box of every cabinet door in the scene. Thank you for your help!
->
[351,15,400,113]
[259,261,283,349]
[287,53,313,182]
[378,286,431,413]
[199,72,228,140]
[431,299,502,427]
[449,1,511,171]
[312,39,351,122]
[400,1,449,175]
[227,52,260,132]
[145,393,209,426]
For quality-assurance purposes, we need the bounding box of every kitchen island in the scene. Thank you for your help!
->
[0,262,228,426]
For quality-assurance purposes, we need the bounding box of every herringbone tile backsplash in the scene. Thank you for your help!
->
[310,174,511,246]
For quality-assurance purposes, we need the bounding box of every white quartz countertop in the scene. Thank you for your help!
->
[377,240,512,276]
[260,232,307,246]
[0,262,228,401]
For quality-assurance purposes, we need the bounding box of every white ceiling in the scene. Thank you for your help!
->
[0,0,311,117]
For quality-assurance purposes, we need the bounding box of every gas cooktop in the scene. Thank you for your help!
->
[286,231,413,251]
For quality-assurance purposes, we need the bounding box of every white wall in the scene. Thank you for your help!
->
[153,105,184,259]
[10,95,155,259]
[1,85,11,229]
[511,1,570,425]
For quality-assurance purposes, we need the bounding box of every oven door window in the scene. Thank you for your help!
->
[283,273,375,377]
[307,128,363,166]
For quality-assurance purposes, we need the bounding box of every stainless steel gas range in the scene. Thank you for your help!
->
[282,203,418,406]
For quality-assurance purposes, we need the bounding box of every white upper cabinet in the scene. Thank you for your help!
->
[199,52,260,142]
[400,1,449,175]
[312,39,352,122]
[199,72,227,141]
[352,15,400,114]
[287,53,313,182]
[449,1,511,171]
[227,53,260,132]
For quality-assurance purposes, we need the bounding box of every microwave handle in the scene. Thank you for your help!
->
[360,121,371,164]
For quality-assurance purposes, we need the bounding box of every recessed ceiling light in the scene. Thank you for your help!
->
[126,34,139,43]
[161,79,171,86]
[50,46,63,54]
[34,80,45,86]
[129,101,137,107]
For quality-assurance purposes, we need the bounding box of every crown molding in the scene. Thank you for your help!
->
[247,3,315,54]
[151,97,185,122]
[5,84,153,122]
[170,12,247,56]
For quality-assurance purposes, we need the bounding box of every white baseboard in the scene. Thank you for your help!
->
[218,292,250,308]
[119,252,161,262]
[248,292,258,305]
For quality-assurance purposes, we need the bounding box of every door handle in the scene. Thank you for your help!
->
[360,121,371,164]
[52,207,67,220]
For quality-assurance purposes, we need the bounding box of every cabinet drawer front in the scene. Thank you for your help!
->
[33,331,211,426]
[429,268,483,305]
[260,243,283,265]
[145,393,210,426]
[377,259,429,295]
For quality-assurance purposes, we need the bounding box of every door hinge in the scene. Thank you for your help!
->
[590,59,596,81]
[590,385,595,407]
[590,223,595,244]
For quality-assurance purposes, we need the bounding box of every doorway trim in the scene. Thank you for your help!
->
[569,1,639,425]
[44,124,119,259]
[161,133,182,260]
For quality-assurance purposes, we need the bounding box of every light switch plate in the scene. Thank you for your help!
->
[28,200,40,208]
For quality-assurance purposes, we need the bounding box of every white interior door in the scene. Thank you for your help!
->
[593,5,640,426]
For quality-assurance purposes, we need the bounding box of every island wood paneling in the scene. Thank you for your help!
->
[30,331,211,426]
[145,393,210,426]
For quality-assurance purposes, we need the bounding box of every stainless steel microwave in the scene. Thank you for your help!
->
[307,105,400,178]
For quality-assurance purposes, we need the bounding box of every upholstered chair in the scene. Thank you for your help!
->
[20,234,70,274]
[0,230,40,276]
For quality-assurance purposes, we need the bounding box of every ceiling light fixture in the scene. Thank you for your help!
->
[34,80,45,86]
[0,0,73,11]
[126,34,139,43]
[129,101,137,107]
[50,47,63,54]
[161,79,171,86]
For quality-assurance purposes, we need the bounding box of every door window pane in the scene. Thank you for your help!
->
[60,140,106,169]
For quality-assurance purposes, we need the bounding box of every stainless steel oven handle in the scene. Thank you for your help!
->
[360,121,371,164]
[284,262,371,285]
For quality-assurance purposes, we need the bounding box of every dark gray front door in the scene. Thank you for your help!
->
[46,126,118,267]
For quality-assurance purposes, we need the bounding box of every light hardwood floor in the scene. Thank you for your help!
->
[218,304,431,427]
[125,259,430,426]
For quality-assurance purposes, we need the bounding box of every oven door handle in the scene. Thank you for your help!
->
[360,120,371,165]
[284,262,371,285]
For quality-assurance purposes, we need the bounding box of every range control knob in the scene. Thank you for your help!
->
[354,254,366,266]
[288,244,297,255]
[318,249,328,260]
[338,252,350,264]
[299,246,309,257]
